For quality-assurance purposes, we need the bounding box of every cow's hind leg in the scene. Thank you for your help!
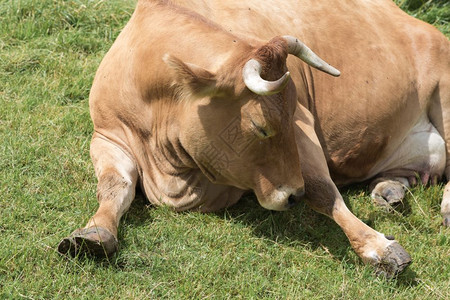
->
[370,177,408,208]
[429,70,450,226]
[295,106,411,277]
[369,172,442,209]
[58,134,138,258]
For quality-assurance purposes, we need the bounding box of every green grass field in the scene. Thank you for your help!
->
[1,0,449,298]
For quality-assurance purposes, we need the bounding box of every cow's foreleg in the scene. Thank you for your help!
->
[294,106,411,277]
[304,176,411,277]
[58,134,138,258]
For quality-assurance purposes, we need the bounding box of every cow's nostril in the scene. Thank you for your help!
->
[287,188,305,208]
[287,195,298,207]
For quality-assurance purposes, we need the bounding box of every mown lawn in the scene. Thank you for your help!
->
[1,0,449,299]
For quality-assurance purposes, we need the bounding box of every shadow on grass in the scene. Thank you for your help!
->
[219,191,419,286]
[122,189,351,261]
[221,194,351,259]
[69,186,419,285]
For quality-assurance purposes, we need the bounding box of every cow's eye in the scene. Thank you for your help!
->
[257,126,268,138]
[251,120,273,139]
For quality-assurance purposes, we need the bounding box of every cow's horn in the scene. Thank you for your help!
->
[242,59,291,96]
[283,35,340,77]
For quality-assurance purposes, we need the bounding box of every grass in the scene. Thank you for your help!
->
[1,0,449,298]
[395,0,449,35]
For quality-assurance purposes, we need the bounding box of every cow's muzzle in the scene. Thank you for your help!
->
[257,186,305,211]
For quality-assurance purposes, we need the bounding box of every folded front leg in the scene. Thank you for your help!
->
[58,133,138,258]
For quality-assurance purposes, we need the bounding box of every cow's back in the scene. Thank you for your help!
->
[172,0,450,183]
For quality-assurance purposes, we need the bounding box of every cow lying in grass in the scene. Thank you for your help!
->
[59,0,449,278]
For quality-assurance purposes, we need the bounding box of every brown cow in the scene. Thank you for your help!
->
[169,0,450,221]
[57,0,450,277]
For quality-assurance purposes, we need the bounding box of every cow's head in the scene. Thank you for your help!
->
[164,36,339,210]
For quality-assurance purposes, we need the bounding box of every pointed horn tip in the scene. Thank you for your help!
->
[282,35,341,77]
[331,69,341,77]
[323,64,341,77]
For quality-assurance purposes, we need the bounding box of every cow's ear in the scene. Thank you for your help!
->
[163,54,217,97]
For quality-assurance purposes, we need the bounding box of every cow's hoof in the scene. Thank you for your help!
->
[58,226,118,258]
[443,214,450,227]
[374,242,412,278]
[371,180,405,207]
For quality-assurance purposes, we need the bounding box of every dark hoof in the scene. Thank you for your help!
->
[370,180,405,208]
[375,242,412,278]
[58,227,118,258]
[443,215,450,227]
[384,234,395,240]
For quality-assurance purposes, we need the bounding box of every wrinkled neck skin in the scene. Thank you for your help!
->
[91,0,293,211]
[135,99,245,212]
